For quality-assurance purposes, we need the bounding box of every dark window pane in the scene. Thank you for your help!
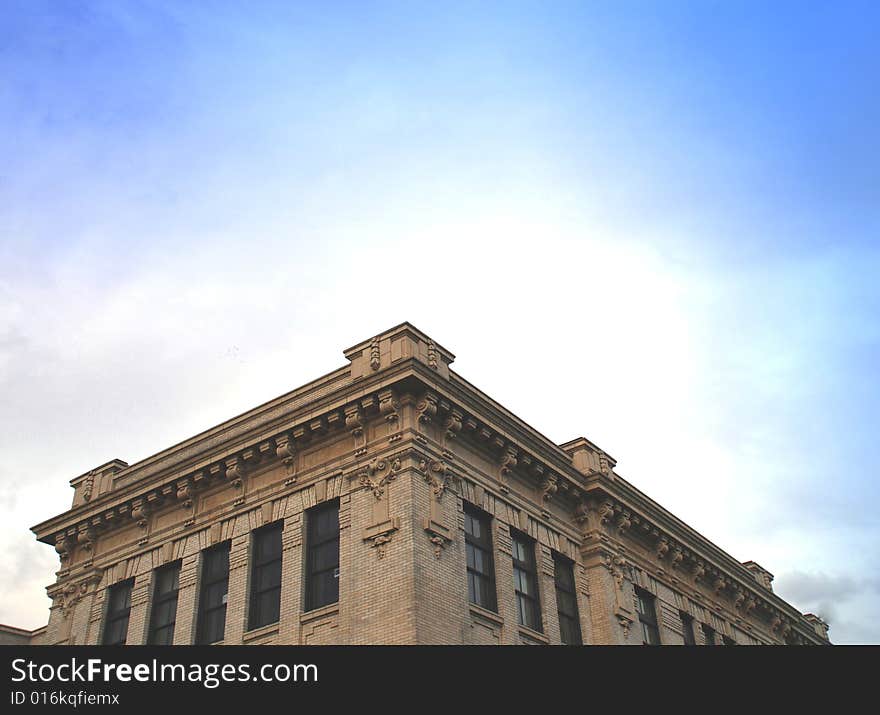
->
[197,542,230,644]
[102,579,134,646]
[463,502,496,612]
[681,612,696,646]
[249,523,283,630]
[702,623,716,645]
[306,501,340,612]
[148,562,181,646]
[553,554,582,645]
[511,531,541,632]
[635,587,661,645]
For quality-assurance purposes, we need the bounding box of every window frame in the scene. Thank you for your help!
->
[680,611,696,646]
[248,521,283,630]
[510,529,542,632]
[196,541,231,645]
[635,587,661,645]
[147,561,181,645]
[305,499,340,612]
[552,552,582,645]
[463,501,497,613]
[102,578,134,646]
[702,622,717,646]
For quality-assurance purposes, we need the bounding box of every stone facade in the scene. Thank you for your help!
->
[30,323,830,645]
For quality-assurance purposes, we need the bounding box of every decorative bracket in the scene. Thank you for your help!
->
[417,392,439,425]
[363,518,399,560]
[424,518,453,559]
[498,445,517,494]
[275,432,297,485]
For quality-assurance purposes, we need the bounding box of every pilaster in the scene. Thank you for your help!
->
[125,572,153,645]
[223,533,251,643]
[172,554,199,645]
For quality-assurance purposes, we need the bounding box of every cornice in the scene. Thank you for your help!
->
[31,361,419,543]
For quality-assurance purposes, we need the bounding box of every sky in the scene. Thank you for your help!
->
[0,1,877,643]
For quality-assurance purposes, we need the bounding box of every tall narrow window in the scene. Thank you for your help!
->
[102,579,134,645]
[249,522,283,629]
[464,502,496,612]
[636,587,661,645]
[197,541,230,644]
[305,500,339,612]
[680,611,696,646]
[511,531,541,632]
[702,623,717,645]
[722,635,737,646]
[553,553,582,644]
[148,562,181,645]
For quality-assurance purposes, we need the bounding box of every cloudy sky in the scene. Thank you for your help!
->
[1,1,877,643]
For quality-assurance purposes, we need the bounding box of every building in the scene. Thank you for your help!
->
[29,323,830,645]
[0,624,46,646]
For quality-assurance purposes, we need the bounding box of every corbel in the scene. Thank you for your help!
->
[615,508,632,535]
[275,431,297,485]
[54,533,72,562]
[224,455,247,505]
[539,473,558,503]
[498,445,518,494]
[76,523,95,553]
[345,404,366,455]
[670,546,684,569]
[131,498,151,545]
[538,472,557,519]
[417,391,439,425]
[378,388,401,430]
[176,477,195,524]
[442,408,462,447]
[656,537,670,561]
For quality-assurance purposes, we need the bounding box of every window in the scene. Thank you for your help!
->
[511,531,541,632]
[635,588,661,645]
[722,635,737,646]
[680,611,696,645]
[553,553,582,645]
[249,522,283,629]
[196,542,230,644]
[305,500,339,612]
[102,579,134,645]
[463,502,496,612]
[147,562,181,645]
[701,623,716,646]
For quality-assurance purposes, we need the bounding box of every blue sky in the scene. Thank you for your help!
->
[1,1,878,642]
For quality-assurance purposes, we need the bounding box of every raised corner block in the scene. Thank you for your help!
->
[343,321,455,380]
